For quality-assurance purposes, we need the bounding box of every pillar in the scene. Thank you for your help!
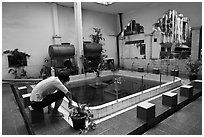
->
[145,34,151,59]
[74,2,84,74]
[51,3,61,45]
[191,26,201,61]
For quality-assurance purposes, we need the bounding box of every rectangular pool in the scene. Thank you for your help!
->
[69,75,163,107]
[61,70,181,119]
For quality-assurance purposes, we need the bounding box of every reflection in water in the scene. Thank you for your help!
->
[70,76,161,107]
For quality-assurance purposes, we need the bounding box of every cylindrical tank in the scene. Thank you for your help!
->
[84,43,102,56]
[48,44,75,59]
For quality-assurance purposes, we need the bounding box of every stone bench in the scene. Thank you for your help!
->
[180,85,193,98]
[28,106,44,124]
[162,92,178,108]
[137,102,155,122]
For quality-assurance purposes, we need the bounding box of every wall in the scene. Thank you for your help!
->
[58,5,75,44]
[2,2,54,79]
[120,58,202,79]
[151,31,162,59]
[2,2,118,79]
[82,9,118,62]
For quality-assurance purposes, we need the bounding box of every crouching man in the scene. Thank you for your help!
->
[30,72,72,117]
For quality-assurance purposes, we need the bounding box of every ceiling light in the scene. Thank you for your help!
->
[96,2,114,6]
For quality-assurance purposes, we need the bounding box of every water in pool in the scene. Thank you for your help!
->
[69,75,162,107]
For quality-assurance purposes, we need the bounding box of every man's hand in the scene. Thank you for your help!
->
[65,92,73,108]
[68,98,72,107]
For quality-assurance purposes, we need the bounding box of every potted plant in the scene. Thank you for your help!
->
[89,27,105,44]
[185,58,202,81]
[88,27,108,73]
[3,49,31,79]
[69,102,96,133]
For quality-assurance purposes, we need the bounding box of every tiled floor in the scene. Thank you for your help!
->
[2,83,28,135]
[2,77,202,135]
[143,96,202,135]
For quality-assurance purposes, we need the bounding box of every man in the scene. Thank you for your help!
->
[30,72,72,117]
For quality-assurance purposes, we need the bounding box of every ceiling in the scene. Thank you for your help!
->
[56,2,155,14]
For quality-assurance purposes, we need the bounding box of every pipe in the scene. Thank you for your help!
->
[147,63,150,73]
[160,73,162,87]
[167,64,170,76]
[116,13,123,68]
[132,62,135,72]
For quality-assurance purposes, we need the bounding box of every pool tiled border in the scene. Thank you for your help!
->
[62,70,181,119]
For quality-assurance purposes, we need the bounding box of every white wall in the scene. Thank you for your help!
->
[2,2,54,78]
[58,5,75,44]
[121,58,202,78]
[2,2,118,79]
[82,9,117,63]
[152,31,162,59]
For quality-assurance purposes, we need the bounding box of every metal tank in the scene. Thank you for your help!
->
[48,44,75,59]
[83,43,102,56]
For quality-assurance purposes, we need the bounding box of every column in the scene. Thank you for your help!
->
[74,2,84,74]
[191,26,201,61]
[52,3,61,45]
[144,34,151,59]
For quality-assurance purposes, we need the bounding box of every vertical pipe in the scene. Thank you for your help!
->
[74,2,84,74]
[116,13,123,68]
[147,63,150,73]
[116,89,118,102]
[160,73,162,87]
[142,75,144,91]
[167,64,169,76]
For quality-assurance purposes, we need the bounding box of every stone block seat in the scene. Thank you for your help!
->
[180,85,193,98]
[137,102,155,122]
[28,106,44,124]
[162,92,178,108]
[18,86,28,96]
[22,93,31,108]
[192,80,202,90]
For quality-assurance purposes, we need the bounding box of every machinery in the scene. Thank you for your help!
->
[48,43,77,75]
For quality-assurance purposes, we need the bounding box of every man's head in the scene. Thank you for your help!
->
[58,72,70,84]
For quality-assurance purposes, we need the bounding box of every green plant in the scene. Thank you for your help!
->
[3,49,30,78]
[89,27,105,44]
[185,58,201,81]
[185,58,202,74]
[89,27,108,74]
[69,103,96,133]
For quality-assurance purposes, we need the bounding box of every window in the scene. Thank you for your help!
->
[154,38,157,42]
